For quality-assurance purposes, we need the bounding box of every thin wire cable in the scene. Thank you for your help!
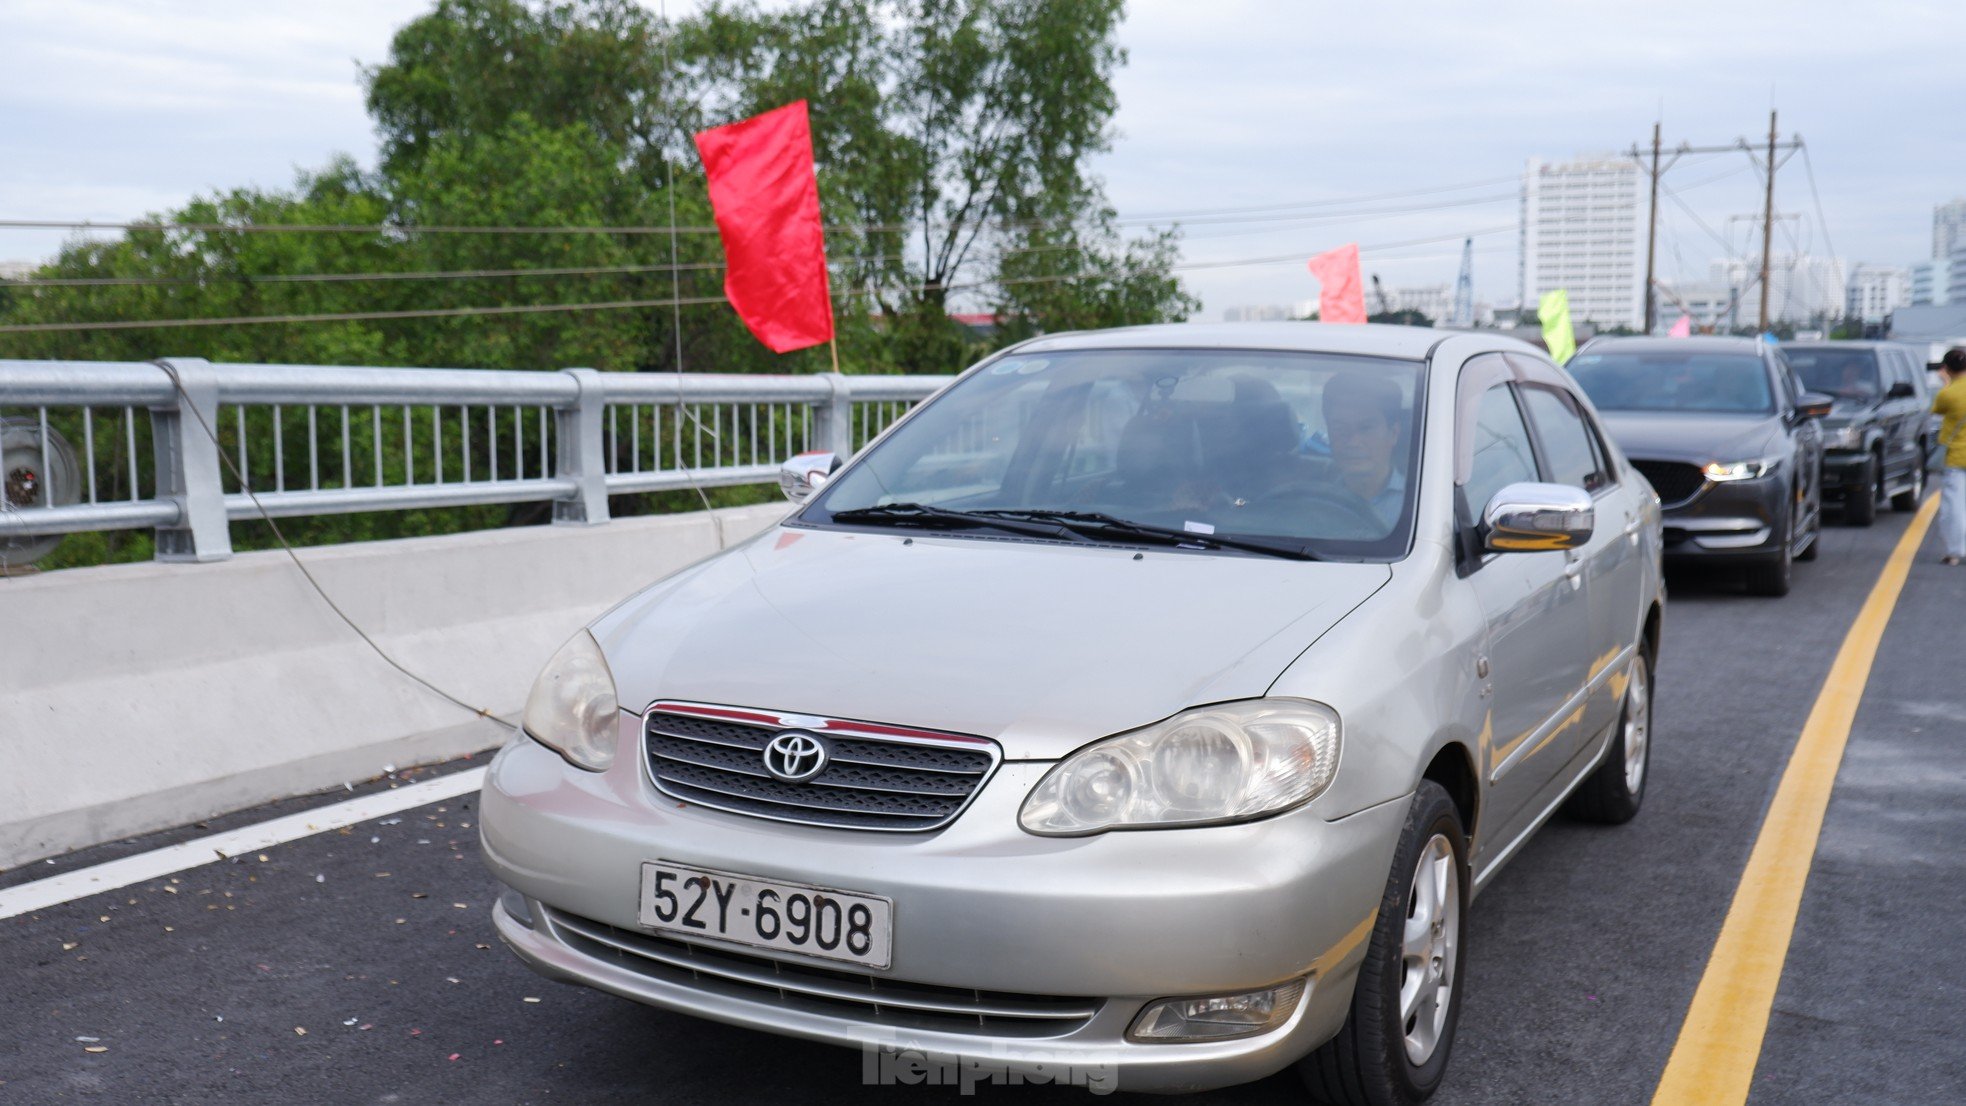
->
[0,225,1518,334]
[1796,140,1839,267]
[0,175,1546,241]
[2,260,726,289]
[153,359,518,732]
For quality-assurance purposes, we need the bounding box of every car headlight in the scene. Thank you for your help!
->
[1702,455,1783,482]
[1019,700,1340,835]
[1821,425,1864,450]
[521,629,619,771]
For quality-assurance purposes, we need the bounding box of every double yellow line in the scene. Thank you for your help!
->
[1650,495,1940,1105]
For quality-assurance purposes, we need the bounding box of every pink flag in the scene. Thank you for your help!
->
[1668,314,1692,338]
[1307,244,1367,324]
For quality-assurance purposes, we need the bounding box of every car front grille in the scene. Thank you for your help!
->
[643,706,998,832]
[542,907,1100,1038]
[1632,460,1707,507]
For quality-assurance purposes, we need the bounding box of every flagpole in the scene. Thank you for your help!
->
[828,333,841,374]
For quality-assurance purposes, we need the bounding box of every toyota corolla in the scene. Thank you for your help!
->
[481,323,1666,1104]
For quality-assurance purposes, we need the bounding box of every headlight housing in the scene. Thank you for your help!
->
[1821,425,1864,451]
[1019,700,1340,836]
[521,629,619,771]
[1702,455,1783,482]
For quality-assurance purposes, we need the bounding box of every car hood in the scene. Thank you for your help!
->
[591,526,1392,760]
[1821,397,1881,428]
[1597,411,1784,464]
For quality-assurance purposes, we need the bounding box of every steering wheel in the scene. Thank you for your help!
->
[1245,482,1390,538]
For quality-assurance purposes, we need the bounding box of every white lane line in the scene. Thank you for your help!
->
[0,767,488,921]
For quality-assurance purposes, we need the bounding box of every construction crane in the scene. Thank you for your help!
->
[1449,238,1474,327]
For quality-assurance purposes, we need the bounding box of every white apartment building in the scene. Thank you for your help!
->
[1384,283,1454,322]
[1519,155,1644,330]
[1846,265,1909,323]
[1934,198,1966,260]
[1655,281,1739,332]
[1709,254,1847,326]
[1909,249,1966,307]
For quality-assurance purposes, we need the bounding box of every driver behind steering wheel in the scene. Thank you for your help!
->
[1321,372,1406,530]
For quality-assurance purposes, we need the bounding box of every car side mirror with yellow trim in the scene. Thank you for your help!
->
[1483,482,1595,553]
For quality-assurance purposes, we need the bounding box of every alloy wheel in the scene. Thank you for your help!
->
[1400,834,1460,1066]
[1623,657,1651,793]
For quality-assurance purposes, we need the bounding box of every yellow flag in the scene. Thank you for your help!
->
[1539,289,1576,364]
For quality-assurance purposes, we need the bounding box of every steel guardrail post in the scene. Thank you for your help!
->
[815,373,853,458]
[151,358,232,562]
[554,368,609,526]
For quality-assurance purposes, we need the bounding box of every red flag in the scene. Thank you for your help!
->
[1307,243,1367,324]
[1668,314,1692,338]
[694,101,834,353]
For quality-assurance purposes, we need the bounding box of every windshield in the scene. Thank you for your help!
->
[807,348,1426,559]
[1567,351,1774,414]
[1787,349,1879,401]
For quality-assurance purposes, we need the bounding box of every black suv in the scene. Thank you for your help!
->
[1566,337,1830,596]
[1784,342,1931,525]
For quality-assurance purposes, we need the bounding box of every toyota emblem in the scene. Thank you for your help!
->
[763,731,829,782]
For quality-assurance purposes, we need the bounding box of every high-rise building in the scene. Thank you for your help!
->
[1908,248,1966,307]
[1934,198,1966,259]
[1846,265,1909,323]
[1708,254,1848,326]
[1519,155,1644,330]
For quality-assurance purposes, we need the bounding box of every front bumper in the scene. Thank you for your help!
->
[1819,450,1871,495]
[480,728,1406,1093]
[1658,475,1787,560]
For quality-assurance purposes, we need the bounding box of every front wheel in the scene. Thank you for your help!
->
[1745,519,1793,597]
[1844,455,1878,527]
[1300,780,1468,1106]
[1893,454,1926,512]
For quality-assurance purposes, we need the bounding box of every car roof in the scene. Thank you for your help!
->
[1008,321,1505,360]
[1784,340,1916,351]
[1578,335,1768,356]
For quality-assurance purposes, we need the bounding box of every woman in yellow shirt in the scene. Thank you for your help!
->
[1934,349,1966,565]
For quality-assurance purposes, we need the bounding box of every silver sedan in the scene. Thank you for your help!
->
[481,323,1665,1103]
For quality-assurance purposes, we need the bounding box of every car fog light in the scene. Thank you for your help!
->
[1127,979,1307,1042]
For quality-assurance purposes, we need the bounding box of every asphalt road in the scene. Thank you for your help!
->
[3,505,1962,1105]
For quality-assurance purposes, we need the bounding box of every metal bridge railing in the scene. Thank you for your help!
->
[0,359,952,563]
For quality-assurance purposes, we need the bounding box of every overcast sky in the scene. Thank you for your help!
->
[3,0,1960,318]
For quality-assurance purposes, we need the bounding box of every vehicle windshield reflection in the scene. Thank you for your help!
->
[806,349,1426,560]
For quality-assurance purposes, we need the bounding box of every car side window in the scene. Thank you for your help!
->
[1462,384,1539,518]
[1519,385,1611,494]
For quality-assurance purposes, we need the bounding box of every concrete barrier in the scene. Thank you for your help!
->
[0,503,790,868]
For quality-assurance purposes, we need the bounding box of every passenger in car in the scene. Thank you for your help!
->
[1322,372,1407,528]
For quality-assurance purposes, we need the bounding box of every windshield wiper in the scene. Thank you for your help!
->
[970,509,1319,561]
[827,502,1083,542]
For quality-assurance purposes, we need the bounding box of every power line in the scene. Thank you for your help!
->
[1795,139,1838,267]
[0,174,1539,242]
[0,225,1516,334]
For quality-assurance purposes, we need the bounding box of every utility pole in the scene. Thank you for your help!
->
[1625,117,1799,336]
[1644,122,1662,334]
[1758,110,1778,333]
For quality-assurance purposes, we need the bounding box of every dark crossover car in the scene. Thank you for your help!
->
[1784,341,1932,525]
[1567,337,1828,596]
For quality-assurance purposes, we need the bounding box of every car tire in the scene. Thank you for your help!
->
[1300,780,1467,1106]
[1893,453,1926,512]
[1562,645,1652,824]
[1744,513,1793,597]
[1844,455,1877,527]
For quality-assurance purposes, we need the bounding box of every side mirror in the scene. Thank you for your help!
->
[1887,380,1917,400]
[778,451,840,503]
[1482,482,1594,553]
[1796,392,1835,420]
